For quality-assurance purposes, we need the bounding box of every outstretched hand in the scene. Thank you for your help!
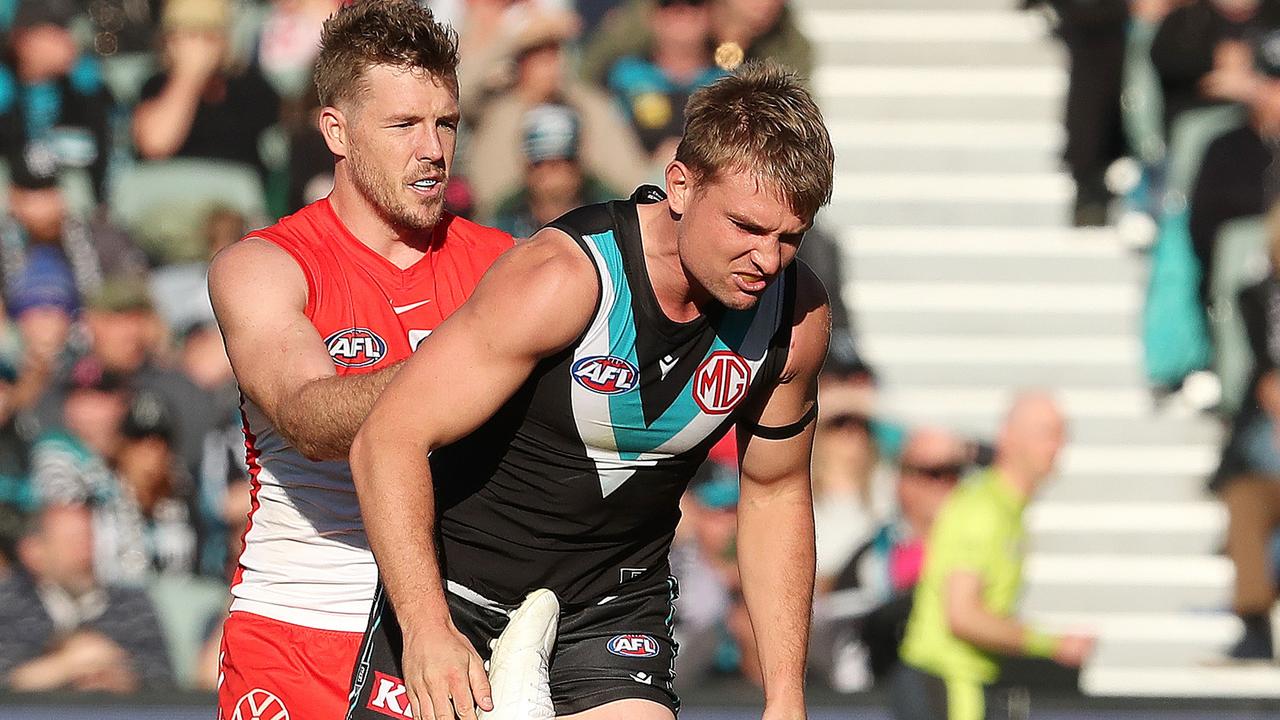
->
[401,621,493,719]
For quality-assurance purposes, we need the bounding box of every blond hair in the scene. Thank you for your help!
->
[675,61,834,220]
[314,0,459,110]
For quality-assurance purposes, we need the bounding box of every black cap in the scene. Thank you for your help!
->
[11,0,80,30]
[122,390,173,443]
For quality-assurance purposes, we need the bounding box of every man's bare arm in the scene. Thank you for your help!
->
[208,238,403,461]
[349,230,597,719]
[945,572,1094,667]
[735,263,830,719]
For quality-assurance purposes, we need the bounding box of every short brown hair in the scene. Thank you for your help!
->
[314,0,459,110]
[675,61,834,220]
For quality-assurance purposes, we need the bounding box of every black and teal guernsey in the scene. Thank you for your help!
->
[431,186,796,606]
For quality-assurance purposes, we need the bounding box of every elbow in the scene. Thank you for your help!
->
[131,117,177,159]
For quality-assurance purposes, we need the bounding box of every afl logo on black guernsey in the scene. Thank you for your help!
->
[572,355,639,394]
[325,328,387,368]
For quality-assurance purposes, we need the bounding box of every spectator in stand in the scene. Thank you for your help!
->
[0,0,115,202]
[1188,29,1280,307]
[1150,0,1280,136]
[1042,0,1129,226]
[149,205,245,333]
[256,0,342,99]
[823,428,970,688]
[811,405,890,594]
[1213,210,1280,658]
[582,0,812,89]
[606,0,727,165]
[893,392,1093,720]
[132,0,281,179]
[452,0,582,118]
[114,390,198,577]
[0,145,148,302]
[42,281,209,479]
[181,318,247,579]
[463,19,648,218]
[491,104,619,238]
[0,503,173,692]
[3,247,79,421]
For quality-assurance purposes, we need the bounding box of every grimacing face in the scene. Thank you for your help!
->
[341,64,459,232]
[668,165,809,311]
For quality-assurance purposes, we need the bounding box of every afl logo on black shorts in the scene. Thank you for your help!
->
[572,355,639,395]
[607,634,660,658]
[325,328,387,368]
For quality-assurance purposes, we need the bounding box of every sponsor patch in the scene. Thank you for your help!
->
[365,671,414,718]
[572,355,639,395]
[325,327,387,368]
[232,688,290,720]
[692,351,751,414]
[607,634,660,658]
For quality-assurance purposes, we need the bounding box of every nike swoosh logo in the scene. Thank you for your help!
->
[392,299,432,314]
[659,355,678,379]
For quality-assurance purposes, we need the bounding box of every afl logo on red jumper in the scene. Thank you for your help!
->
[325,328,387,368]
[694,351,752,414]
[607,634,660,658]
[572,355,639,395]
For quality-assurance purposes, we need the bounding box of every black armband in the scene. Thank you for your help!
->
[745,402,819,440]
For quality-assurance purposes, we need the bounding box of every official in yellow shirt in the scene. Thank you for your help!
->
[893,392,1094,720]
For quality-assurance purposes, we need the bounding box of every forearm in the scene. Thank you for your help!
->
[275,361,404,460]
[132,75,205,158]
[7,652,74,690]
[350,426,451,632]
[950,607,1050,658]
[735,474,815,706]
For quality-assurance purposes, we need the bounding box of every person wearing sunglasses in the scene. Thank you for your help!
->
[893,393,1093,720]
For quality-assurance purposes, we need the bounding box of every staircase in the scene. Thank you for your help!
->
[795,0,1280,699]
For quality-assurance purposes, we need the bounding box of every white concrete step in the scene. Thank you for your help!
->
[1022,554,1232,613]
[1083,664,1280,699]
[834,170,1073,203]
[818,66,1065,100]
[821,95,1064,124]
[841,225,1124,259]
[849,283,1138,314]
[821,40,1062,68]
[851,256,1141,284]
[1029,610,1241,646]
[856,311,1136,336]
[800,10,1051,44]
[859,334,1139,367]
[1040,474,1213,504]
[828,198,1071,227]
[1027,502,1224,555]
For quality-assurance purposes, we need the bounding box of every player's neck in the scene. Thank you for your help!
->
[638,200,705,322]
[327,177,433,267]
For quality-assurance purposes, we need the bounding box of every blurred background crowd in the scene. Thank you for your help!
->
[0,0,1279,710]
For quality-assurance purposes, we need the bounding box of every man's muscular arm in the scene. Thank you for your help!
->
[208,238,403,461]
[350,230,597,720]
[734,263,830,720]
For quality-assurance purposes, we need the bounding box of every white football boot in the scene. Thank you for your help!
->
[477,588,559,720]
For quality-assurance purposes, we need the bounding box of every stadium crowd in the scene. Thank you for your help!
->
[4,0,1280,708]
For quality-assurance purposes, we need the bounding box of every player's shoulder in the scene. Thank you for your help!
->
[440,212,516,254]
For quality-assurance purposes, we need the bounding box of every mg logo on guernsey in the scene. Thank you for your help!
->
[325,328,387,368]
[366,672,414,718]
[608,634,661,658]
[572,355,639,395]
[693,351,752,414]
